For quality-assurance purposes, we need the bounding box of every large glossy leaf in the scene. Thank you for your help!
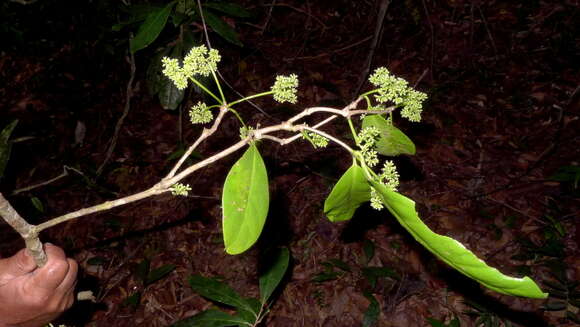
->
[222,144,269,255]
[131,2,174,53]
[259,248,290,303]
[362,115,415,156]
[0,120,18,179]
[324,164,371,222]
[203,10,243,47]
[171,309,247,327]
[369,181,548,298]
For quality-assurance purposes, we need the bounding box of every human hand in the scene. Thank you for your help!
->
[0,244,78,327]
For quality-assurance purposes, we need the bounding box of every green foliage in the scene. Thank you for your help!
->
[0,119,18,179]
[222,143,269,254]
[259,248,290,303]
[130,2,174,53]
[362,115,416,156]
[174,248,290,326]
[369,181,547,299]
[324,164,371,222]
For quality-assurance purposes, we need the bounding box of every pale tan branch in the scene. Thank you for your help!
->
[166,105,229,179]
[0,193,46,266]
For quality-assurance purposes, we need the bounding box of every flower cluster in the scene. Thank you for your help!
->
[170,183,192,196]
[303,131,329,148]
[368,67,427,122]
[239,126,254,139]
[358,127,380,167]
[370,160,400,210]
[162,45,221,90]
[271,74,299,103]
[189,102,213,124]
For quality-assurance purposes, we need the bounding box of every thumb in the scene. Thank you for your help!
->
[2,248,38,277]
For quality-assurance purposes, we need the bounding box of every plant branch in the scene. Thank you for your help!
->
[166,105,229,178]
[8,99,394,266]
[0,193,46,266]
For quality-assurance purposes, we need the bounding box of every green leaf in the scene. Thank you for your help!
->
[30,196,44,213]
[146,48,170,96]
[203,10,243,47]
[259,247,290,303]
[362,266,399,288]
[362,292,380,327]
[159,76,185,110]
[222,143,269,255]
[159,43,186,110]
[311,271,342,283]
[171,309,247,327]
[188,275,251,311]
[145,264,176,286]
[0,120,18,179]
[324,164,371,222]
[236,298,261,324]
[369,181,548,298]
[204,2,252,18]
[130,2,175,53]
[362,115,416,156]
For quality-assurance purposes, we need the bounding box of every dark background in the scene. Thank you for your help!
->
[1,0,579,326]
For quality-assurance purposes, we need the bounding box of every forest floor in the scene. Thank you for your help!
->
[1,0,579,326]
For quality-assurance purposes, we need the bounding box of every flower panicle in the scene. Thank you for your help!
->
[161,45,222,90]
[170,183,192,196]
[271,74,299,104]
[368,67,427,123]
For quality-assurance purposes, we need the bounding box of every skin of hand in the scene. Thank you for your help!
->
[0,244,78,327]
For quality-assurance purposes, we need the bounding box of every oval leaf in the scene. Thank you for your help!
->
[259,247,290,303]
[362,115,416,156]
[222,143,269,254]
[324,164,371,222]
[203,10,243,47]
[188,275,246,309]
[130,2,174,53]
[369,181,548,299]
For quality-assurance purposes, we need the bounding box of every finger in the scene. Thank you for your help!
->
[30,244,70,290]
[0,248,37,277]
[56,258,78,292]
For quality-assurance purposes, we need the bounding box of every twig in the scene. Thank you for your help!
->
[11,167,69,195]
[292,36,373,61]
[96,44,136,176]
[421,0,435,80]
[166,105,228,178]
[260,3,327,29]
[260,0,276,34]
[352,0,390,100]
[0,193,46,266]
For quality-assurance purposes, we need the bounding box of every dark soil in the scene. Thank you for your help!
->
[1,0,579,326]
